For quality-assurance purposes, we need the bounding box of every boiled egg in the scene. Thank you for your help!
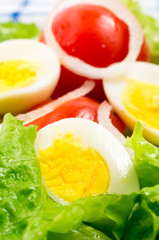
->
[103,61,159,145]
[0,39,60,115]
[34,118,139,205]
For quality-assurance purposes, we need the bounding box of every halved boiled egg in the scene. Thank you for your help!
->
[0,39,60,115]
[103,61,159,145]
[34,118,139,205]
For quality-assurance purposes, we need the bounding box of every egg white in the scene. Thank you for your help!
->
[0,39,60,114]
[103,61,159,145]
[35,118,139,204]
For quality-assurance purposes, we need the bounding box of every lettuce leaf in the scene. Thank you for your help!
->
[23,187,159,240]
[47,193,136,240]
[48,224,111,240]
[123,198,159,240]
[123,185,159,239]
[0,113,46,239]
[120,0,159,64]
[0,21,41,42]
[23,208,111,240]
[2,114,159,240]
[0,114,112,240]
[48,189,158,240]
[125,122,159,188]
[141,185,159,217]
[75,193,136,240]
[23,192,136,240]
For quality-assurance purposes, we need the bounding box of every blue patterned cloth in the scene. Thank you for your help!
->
[0,0,158,27]
[0,0,59,27]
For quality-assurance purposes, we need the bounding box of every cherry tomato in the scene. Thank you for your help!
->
[51,66,106,102]
[39,34,106,101]
[39,32,45,43]
[137,37,151,62]
[27,96,125,133]
[109,112,125,134]
[39,33,106,101]
[40,4,150,102]
[52,4,129,68]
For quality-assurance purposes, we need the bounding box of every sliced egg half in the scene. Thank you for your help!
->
[103,61,159,145]
[0,39,60,114]
[34,118,139,205]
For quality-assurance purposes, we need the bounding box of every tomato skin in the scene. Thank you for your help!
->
[41,4,151,102]
[40,33,151,101]
[27,96,125,133]
[39,32,46,43]
[27,97,99,130]
[51,65,106,102]
[109,112,126,134]
[137,37,151,62]
[52,4,129,68]
[39,34,106,101]
[40,3,151,103]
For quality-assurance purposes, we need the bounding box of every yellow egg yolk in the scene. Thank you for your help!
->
[0,60,38,93]
[122,79,159,130]
[39,132,110,202]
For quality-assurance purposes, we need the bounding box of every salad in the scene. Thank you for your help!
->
[0,0,159,239]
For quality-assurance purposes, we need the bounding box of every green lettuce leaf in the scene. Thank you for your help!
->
[120,0,159,64]
[141,185,159,216]
[23,206,111,240]
[123,199,159,240]
[21,184,159,240]
[23,192,136,240]
[23,187,159,240]
[0,114,111,240]
[123,185,159,240]
[0,21,41,42]
[0,113,45,239]
[75,193,136,240]
[23,194,117,240]
[48,193,136,240]
[48,224,111,240]
[2,114,159,240]
[125,122,159,188]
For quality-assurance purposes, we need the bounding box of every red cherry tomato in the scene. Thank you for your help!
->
[52,4,129,68]
[41,3,151,102]
[109,112,125,134]
[51,66,106,102]
[41,4,150,102]
[39,35,106,101]
[27,97,125,133]
[39,32,46,43]
[39,34,106,101]
[137,37,151,62]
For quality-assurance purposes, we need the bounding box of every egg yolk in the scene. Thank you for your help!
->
[39,132,110,202]
[122,79,159,130]
[0,60,38,93]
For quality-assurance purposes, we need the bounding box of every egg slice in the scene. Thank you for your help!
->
[103,61,159,145]
[0,39,60,114]
[34,118,139,204]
